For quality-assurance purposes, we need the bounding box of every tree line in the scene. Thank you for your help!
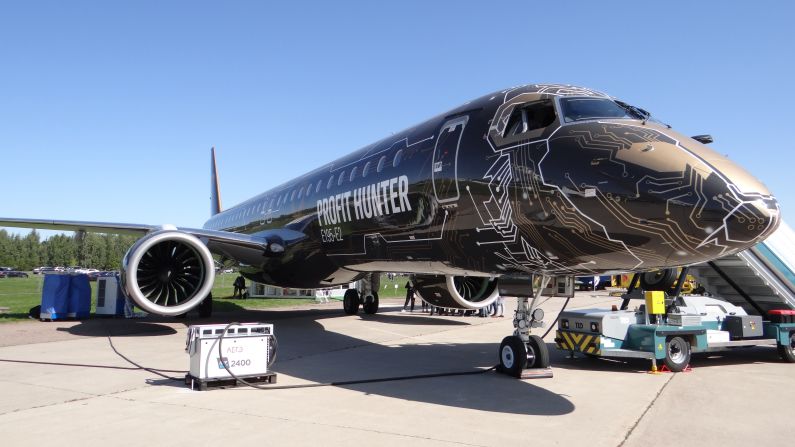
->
[0,230,138,271]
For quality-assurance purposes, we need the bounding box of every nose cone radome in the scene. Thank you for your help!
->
[683,140,781,253]
[698,193,780,251]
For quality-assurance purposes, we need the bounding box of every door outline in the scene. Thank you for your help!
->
[432,115,469,204]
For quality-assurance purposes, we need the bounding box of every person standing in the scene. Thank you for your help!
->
[492,295,505,317]
[403,280,415,312]
[233,275,246,299]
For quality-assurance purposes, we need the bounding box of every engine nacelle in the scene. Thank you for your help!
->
[121,230,215,316]
[413,275,499,310]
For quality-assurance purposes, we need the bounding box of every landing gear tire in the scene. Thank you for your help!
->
[343,289,360,315]
[526,334,550,369]
[362,292,379,315]
[198,294,213,318]
[664,336,691,372]
[640,269,677,291]
[498,336,527,377]
[778,332,795,363]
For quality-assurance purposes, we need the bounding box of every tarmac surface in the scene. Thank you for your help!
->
[0,292,793,446]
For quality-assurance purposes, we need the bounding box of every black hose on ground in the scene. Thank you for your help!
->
[217,322,498,391]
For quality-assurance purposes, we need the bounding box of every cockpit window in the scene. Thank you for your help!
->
[559,97,639,123]
[505,100,556,137]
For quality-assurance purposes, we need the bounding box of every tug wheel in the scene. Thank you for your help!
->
[778,332,795,363]
[498,336,527,377]
[664,336,691,372]
[343,289,360,315]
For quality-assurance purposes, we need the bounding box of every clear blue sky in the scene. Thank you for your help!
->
[2,1,793,237]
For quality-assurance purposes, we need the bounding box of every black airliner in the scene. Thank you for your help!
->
[1,84,779,373]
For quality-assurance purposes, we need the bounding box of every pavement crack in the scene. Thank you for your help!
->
[617,372,676,447]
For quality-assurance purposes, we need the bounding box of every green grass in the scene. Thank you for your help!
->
[0,272,407,322]
[377,274,412,298]
[0,273,342,322]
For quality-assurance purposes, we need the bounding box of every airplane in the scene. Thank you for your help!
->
[1,84,780,375]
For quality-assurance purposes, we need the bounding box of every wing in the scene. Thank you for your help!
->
[0,217,306,254]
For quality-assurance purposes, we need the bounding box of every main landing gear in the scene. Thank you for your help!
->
[342,289,380,315]
[497,275,559,378]
[342,273,380,316]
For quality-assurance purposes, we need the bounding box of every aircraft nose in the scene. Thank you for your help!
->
[700,191,779,250]
[682,141,781,252]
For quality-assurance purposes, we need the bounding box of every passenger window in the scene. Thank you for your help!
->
[393,149,403,168]
[349,166,358,182]
[338,170,346,186]
[504,100,556,137]
[363,161,371,177]
[377,155,386,173]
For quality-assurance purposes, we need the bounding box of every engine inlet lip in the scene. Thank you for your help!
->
[444,275,500,309]
[122,230,215,316]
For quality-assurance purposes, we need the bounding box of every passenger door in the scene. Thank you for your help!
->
[432,115,468,203]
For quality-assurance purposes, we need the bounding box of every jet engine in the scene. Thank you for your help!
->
[121,230,215,316]
[413,275,499,309]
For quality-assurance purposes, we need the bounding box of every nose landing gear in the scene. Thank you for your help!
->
[497,275,566,379]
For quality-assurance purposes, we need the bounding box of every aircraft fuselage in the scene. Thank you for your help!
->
[204,84,779,288]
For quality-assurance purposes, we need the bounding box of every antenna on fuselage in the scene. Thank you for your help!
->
[210,147,223,216]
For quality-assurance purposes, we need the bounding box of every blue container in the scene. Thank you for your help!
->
[40,274,71,320]
[68,274,91,318]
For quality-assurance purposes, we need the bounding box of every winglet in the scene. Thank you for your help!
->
[210,147,223,216]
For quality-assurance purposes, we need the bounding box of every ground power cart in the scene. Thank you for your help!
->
[555,292,795,371]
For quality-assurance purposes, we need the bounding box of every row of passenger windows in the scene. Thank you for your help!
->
[212,149,405,229]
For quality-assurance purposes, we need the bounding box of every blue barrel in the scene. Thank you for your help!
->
[41,275,71,320]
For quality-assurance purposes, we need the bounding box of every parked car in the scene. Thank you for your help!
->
[0,267,14,272]
[0,271,29,278]
[88,271,117,281]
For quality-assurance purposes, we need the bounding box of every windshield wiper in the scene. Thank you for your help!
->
[614,100,649,123]
[615,100,672,128]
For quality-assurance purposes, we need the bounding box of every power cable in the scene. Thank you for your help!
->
[216,322,498,391]
[2,322,502,390]
[541,296,571,339]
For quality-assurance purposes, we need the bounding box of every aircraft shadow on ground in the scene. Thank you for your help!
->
[59,319,178,337]
[120,306,574,416]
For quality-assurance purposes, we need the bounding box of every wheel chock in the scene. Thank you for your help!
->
[648,364,661,375]
[657,364,693,373]
[519,367,553,379]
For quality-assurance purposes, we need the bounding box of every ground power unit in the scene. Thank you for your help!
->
[95,276,126,316]
[185,323,276,390]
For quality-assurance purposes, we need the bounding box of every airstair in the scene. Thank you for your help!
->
[689,221,795,315]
